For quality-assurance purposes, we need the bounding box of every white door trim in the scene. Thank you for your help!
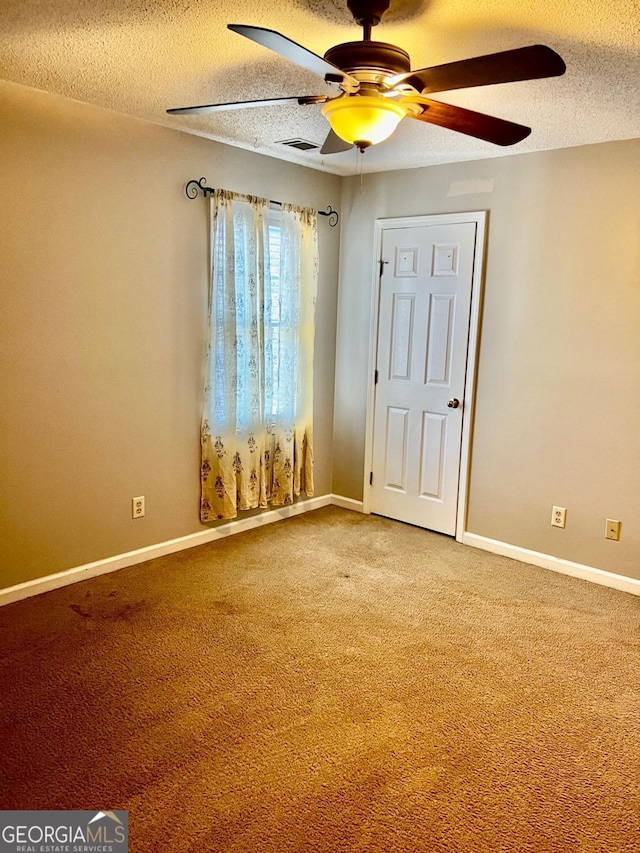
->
[362,211,487,542]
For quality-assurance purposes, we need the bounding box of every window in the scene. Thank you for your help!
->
[200,191,317,521]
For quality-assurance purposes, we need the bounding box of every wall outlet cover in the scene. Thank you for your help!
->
[132,496,145,519]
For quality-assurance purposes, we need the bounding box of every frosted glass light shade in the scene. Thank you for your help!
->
[321,95,406,147]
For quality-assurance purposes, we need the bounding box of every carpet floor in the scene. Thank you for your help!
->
[1,506,639,852]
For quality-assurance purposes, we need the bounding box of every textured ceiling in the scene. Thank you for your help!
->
[1,0,638,175]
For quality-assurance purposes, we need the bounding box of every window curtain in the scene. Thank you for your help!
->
[200,189,317,521]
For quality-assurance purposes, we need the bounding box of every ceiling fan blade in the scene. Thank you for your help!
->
[408,98,531,146]
[391,45,566,94]
[167,95,329,115]
[320,129,353,155]
[228,25,359,91]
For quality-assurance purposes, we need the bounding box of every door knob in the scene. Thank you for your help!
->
[447,398,460,409]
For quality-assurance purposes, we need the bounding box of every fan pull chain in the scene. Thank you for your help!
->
[356,146,364,191]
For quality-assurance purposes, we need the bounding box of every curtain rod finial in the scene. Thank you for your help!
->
[186,177,214,199]
[318,206,339,226]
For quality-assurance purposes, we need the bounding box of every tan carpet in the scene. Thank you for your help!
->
[1,506,639,852]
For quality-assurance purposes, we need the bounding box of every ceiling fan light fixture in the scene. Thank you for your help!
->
[321,95,406,149]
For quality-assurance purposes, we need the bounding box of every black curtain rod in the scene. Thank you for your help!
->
[184,178,339,227]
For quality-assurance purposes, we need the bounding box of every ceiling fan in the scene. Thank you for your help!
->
[167,0,566,154]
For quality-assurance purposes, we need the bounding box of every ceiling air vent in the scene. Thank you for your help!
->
[278,138,320,151]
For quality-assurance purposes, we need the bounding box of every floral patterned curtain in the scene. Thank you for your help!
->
[200,189,317,521]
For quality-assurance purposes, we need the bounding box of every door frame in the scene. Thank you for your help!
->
[362,211,487,542]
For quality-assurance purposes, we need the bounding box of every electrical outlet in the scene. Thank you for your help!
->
[605,519,621,541]
[132,496,145,519]
[551,506,567,528]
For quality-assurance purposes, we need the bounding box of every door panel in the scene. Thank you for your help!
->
[419,411,447,500]
[389,294,415,381]
[425,293,456,385]
[370,221,477,534]
[383,406,410,491]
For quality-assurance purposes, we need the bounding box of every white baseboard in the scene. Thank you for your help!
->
[463,532,640,597]
[0,494,334,607]
[13,499,633,608]
[330,494,365,512]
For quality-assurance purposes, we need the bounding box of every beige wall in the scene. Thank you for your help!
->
[0,80,342,587]
[334,139,640,580]
[2,77,638,590]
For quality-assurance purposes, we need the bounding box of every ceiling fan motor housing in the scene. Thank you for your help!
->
[324,41,411,78]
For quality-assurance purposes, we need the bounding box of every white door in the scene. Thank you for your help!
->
[370,219,479,535]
